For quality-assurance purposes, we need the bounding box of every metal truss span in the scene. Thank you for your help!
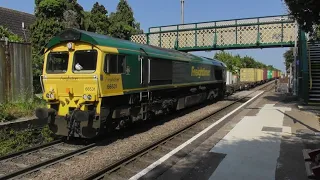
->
[131,15,296,51]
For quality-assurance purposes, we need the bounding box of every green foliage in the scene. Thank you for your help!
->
[214,51,240,74]
[214,51,279,74]
[283,48,294,72]
[37,0,67,18]
[81,11,93,31]
[30,0,143,93]
[108,0,143,39]
[30,0,84,93]
[41,125,54,142]
[0,26,23,42]
[283,0,320,39]
[90,2,109,34]
[0,125,55,156]
[0,95,46,122]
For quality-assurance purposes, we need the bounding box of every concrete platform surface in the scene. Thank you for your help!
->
[135,90,320,180]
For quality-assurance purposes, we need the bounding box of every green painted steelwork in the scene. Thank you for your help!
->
[131,15,296,51]
[299,29,309,103]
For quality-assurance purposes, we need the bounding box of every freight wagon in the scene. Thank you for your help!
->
[239,68,257,89]
[263,69,268,83]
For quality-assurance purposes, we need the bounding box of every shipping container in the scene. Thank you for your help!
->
[267,70,273,79]
[263,69,267,81]
[272,70,276,78]
[226,71,233,85]
[240,68,257,82]
[232,75,238,84]
[256,69,263,82]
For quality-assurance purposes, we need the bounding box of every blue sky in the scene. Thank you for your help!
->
[1,0,290,71]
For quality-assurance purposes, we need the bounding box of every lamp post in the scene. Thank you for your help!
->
[181,0,184,24]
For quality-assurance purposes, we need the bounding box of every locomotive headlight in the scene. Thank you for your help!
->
[49,93,55,99]
[67,42,74,50]
[87,95,92,100]
[46,93,55,99]
[83,94,88,100]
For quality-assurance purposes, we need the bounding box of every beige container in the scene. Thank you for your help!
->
[240,68,257,82]
[256,69,263,82]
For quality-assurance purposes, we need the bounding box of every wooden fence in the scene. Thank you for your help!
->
[0,40,33,103]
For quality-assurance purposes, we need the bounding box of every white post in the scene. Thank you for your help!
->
[181,0,185,24]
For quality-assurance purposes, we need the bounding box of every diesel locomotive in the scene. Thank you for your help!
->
[36,28,227,139]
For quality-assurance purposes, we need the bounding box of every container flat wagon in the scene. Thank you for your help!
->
[239,68,258,89]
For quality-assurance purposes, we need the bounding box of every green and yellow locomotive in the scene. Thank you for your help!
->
[36,29,227,139]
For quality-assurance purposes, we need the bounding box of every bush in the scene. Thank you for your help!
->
[0,95,46,122]
[0,125,55,156]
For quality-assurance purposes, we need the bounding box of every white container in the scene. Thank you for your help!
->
[232,75,238,84]
[226,71,233,85]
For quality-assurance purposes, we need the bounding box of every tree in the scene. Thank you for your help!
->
[213,50,279,74]
[108,0,142,39]
[81,11,93,31]
[283,48,294,72]
[283,0,320,39]
[241,56,256,68]
[29,0,143,92]
[0,26,23,42]
[36,0,67,18]
[90,2,109,34]
[30,0,84,93]
[214,51,238,74]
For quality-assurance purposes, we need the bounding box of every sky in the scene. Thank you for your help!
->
[0,0,291,71]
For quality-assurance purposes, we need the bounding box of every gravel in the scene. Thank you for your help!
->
[26,90,254,180]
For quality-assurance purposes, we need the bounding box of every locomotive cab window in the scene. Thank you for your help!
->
[46,52,69,74]
[73,50,98,73]
[104,54,126,74]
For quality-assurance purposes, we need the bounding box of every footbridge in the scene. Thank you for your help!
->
[130,15,318,105]
[131,15,296,51]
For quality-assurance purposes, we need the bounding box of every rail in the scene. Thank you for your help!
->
[82,80,275,180]
[308,43,312,89]
[0,141,96,180]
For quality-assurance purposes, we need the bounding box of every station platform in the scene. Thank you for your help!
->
[136,90,320,180]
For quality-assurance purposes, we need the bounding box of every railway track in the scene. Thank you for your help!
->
[82,81,275,180]
[0,81,274,180]
[0,139,96,180]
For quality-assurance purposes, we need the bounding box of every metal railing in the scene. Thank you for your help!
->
[308,43,312,90]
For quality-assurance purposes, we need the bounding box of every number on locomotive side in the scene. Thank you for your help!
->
[107,84,117,89]
[85,87,95,91]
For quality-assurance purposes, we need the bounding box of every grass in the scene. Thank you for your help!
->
[0,125,55,156]
[0,94,46,122]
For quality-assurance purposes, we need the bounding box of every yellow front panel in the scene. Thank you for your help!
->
[43,42,102,116]
[42,41,129,116]
[101,74,124,96]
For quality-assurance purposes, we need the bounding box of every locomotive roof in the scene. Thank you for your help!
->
[46,28,226,67]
